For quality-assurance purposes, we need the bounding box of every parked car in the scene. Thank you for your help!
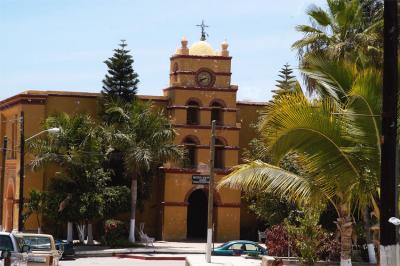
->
[54,240,74,258]
[0,232,30,266]
[16,233,61,266]
[212,240,267,256]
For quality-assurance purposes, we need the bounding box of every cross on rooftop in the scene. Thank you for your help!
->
[196,20,209,41]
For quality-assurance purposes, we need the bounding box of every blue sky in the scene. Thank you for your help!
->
[0,0,326,102]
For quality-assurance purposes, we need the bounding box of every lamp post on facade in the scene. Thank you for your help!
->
[18,110,60,232]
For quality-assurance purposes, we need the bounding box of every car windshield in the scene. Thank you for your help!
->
[216,241,234,248]
[0,236,13,251]
[23,236,51,251]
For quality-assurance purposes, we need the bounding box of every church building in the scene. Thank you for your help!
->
[0,34,266,241]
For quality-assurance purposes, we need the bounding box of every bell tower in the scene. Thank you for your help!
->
[161,33,241,242]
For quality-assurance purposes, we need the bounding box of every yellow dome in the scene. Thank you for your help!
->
[189,41,216,56]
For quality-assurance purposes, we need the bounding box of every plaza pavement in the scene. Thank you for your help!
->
[73,241,267,265]
[75,241,220,257]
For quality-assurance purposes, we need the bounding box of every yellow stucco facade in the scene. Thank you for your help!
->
[0,37,266,241]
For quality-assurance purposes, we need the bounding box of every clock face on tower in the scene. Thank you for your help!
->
[195,69,215,87]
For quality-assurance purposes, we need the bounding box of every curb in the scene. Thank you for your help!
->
[115,254,186,260]
[75,250,205,258]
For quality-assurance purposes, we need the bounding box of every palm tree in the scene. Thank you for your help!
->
[293,0,383,69]
[104,100,183,242]
[219,59,382,266]
[28,113,110,244]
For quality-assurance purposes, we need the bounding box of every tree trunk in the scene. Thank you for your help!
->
[67,222,73,243]
[362,208,377,263]
[87,223,94,245]
[129,175,137,243]
[380,244,400,266]
[76,223,86,243]
[36,214,41,234]
[337,215,353,266]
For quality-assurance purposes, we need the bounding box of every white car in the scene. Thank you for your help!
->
[0,232,29,266]
[16,233,62,266]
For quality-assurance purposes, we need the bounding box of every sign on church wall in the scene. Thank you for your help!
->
[192,175,210,184]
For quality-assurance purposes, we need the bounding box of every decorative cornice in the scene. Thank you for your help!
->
[47,93,98,99]
[170,71,231,76]
[161,201,188,206]
[163,86,237,93]
[167,105,237,112]
[237,101,268,106]
[170,54,232,60]
[161,167,232,175]
[197,145,240,150]
[161,201,240,208]
[179,144,239,150]
[173,124,240,131]
[218,203,241,208]
[0,97,47,111]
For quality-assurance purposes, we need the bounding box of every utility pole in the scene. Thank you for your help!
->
[380,1,399,265]
[0,137,7,230]
[206,120,216,263]
[18,111,24,232]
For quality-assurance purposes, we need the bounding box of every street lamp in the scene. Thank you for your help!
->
[25,128,61,142]
[18,110,60,232]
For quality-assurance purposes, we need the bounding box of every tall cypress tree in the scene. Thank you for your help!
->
[271,64,296,100]
[102,40,139,103]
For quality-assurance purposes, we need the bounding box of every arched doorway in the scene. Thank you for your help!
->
[4,180,14,232]
[187,189,208,239]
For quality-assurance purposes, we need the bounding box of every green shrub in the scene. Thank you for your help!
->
[103,219,127,247]
[286,208,326,266]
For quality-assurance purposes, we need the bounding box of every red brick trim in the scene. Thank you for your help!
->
[163,86,237,93]
[167,105,237,112]
[0,93,48,106]
[173,124,240,131]
[115,254,186,261]
[46,93,98,99]
[170,71,231,76]
[161,167,232,175]
[0,97,47,111]
[161,201,188,206]
[170,55,232,60]
[184,187,222,206]
[196,145,240,150]
[237,101,268,106]
[218,203,241,208]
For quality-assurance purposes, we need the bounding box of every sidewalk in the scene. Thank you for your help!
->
[75,241,215,257]
[185,255,262,266]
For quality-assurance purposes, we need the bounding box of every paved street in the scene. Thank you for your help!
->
[60,257,185,266]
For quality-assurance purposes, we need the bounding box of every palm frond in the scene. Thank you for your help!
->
[218,161,317,204]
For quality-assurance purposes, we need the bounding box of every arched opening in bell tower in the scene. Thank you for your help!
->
[186,100,200,125]
[186,189,208,239]
[210,100,224,125]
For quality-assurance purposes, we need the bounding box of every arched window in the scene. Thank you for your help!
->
[214,138,225,169]
[183,137,198,168]
[210,101,224,125]
[173,63,179,82]
[187,100,200,125]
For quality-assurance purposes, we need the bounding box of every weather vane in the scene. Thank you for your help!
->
[196,20,209,41]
